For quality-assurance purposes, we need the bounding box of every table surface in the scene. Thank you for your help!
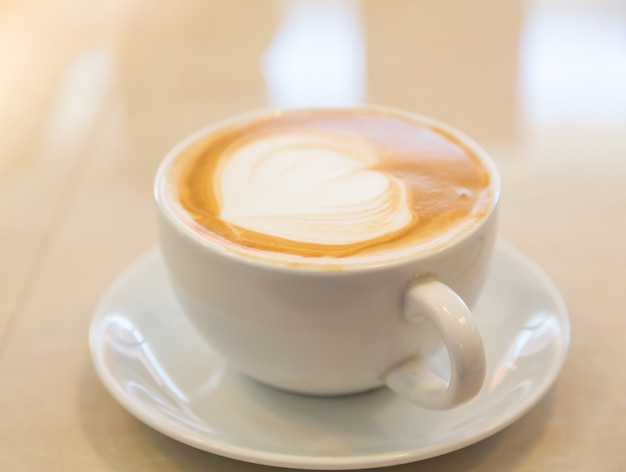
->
[1,0,625,470]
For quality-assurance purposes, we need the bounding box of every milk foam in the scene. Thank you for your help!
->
[168,109,494,264]
[217,132,414,245]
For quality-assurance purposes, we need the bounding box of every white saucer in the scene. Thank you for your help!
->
[89,241,570,470]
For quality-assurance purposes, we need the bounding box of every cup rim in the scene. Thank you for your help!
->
[154,105,501,273]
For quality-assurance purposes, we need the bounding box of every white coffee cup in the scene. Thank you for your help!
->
[154,107,500,410]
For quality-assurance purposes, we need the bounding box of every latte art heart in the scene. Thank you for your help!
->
[168,109,493,263]
[216,133,415,245]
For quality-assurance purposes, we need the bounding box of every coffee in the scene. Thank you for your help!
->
[162,108,493,264]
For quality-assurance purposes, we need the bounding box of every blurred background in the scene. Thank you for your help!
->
[1,0,626,470]
[4,0,626,165]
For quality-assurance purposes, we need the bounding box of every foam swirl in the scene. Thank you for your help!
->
[216,132,414,245]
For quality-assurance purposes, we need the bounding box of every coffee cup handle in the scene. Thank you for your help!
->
[382,278,486,410]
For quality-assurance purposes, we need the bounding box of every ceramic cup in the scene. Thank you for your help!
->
[154,107,500,410]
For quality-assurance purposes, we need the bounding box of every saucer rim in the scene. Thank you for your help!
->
[89,240,570,470]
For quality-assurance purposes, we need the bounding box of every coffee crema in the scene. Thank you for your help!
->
[164,109,493,262]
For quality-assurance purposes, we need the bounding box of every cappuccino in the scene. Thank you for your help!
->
[161,108,494,265]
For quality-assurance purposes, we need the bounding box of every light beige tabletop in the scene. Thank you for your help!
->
[1,0,625,470]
